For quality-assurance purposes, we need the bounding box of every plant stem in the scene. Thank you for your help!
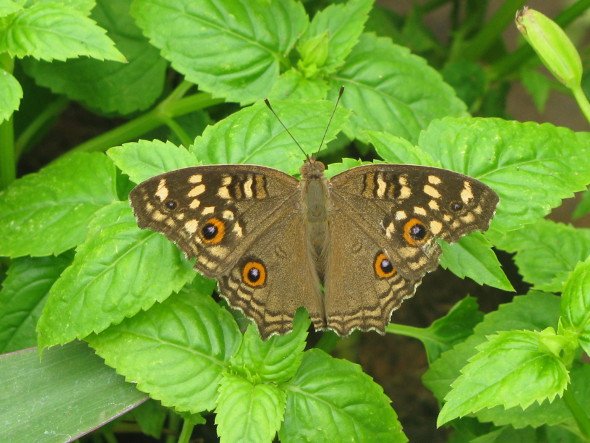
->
[386,322,429,340]
[177,420,194,443]
[15,97,69,158]
[563,387,590,441]
[70,93,224,153]
[572,86,590,124]
[490,0,590,80]
[459,0,528,61]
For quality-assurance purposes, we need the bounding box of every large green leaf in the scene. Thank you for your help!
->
[0,342,145,442]
[0,2,125,61]
[0,254,71,352]
[23,0,166,114]
[37,202,194,348]
[0,152,118,257]
[334,33,467,143]
[87,288,241,413]
[280,349,407,442]
[131,0,307,103]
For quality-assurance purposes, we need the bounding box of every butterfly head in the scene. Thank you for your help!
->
[300,157,326,179]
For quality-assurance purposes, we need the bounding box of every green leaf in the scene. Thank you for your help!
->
[439,233,514,291]
[560,258,590,354]
[23,0,166,114]
[0,2,125,62]
[474,364,590,430]
[297,0,372,75]
[269,69,329,100]
[131,0,307,103]
[108,140,199,184]
[0,341,146,442]
[441,60,487,110]
[389,296,483,363]
[230,309,309,383]
[0,254,71,353]
[0,0,24,17]
[573,189,590,219]
[520,67,552,112]
[334,33,467,143]
[419,119,590,235]
[325,158,365,178]
[31,0,96,15]
[437,329,569,426]
[0,68,22,123]
[131,400,167,439]
[0,152,118,257]
[36,202,195,348]
[498,220,590,292]
[216,374,286,443]
[87,287,241,413]
[366,130,439,166]
[280,349,407,442]
[190,99,350,175]
[423,292,561,402]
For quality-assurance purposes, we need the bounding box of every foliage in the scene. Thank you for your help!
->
[0,0,589,442]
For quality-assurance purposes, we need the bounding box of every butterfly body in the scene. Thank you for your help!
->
[130,159,498,339]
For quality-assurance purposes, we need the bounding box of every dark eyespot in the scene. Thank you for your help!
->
[403,218,429,246]
[242,260,266,287]
[165,200,177,210]
[200,218,225,244]
[450,201,464,211]
[374,252,396,278]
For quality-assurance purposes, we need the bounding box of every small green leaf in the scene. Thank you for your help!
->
[419,119,590,235]
[573,189,590,219]
[366,130,438,166]
[131,0,307,103]
[297,0,372,75]
[560,258,590,354]
[437,329,569,426]
[132,400,167,439]
[231,309,309,384]
[520,67,552,112]
[0,342,146,443]
[0,152,118,257]
[439,233,514,291]
[499,220,590,292]
[190,99,350,175]
[0,2,125,62]
[36,202,194,348]
[441,60,487,111]
[0,68,22,123]
[280,349,407,442]
[325,158,365,178]
[108,140,199,184]
[268,69,329,100]
[423,292,561,402]
[0,0,24,17]
[0,253,72,352]
[23,0,167,114]
[334,33,467,143]
[216,374,286,443]
[87,288,241,413]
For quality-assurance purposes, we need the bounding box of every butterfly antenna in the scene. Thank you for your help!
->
[315,86,344,157]
[264,99,309,160]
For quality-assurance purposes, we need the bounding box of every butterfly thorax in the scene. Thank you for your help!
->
[300,158,330,280]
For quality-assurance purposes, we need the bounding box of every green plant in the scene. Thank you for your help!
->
[1,0,590,441]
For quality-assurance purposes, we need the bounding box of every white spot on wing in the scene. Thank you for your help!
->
[188,184,206,197]
[155,179,168,202]
[428,175,442,185]
[423,184,440,198]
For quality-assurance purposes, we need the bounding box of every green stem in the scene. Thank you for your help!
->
[0,54,15,189]
[386,322,429,340]
[166,412,180,443]
[491,0,590,80]
[177,420,195,443]
[70,93,224,153]
[563,387,590,441]
[572,86,590,124]
[15,97,69,158]
[459,0,528,61]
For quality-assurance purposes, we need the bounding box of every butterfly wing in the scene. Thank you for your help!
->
[323,164,498,335]
[329,164,498,282]
[130,165,324,338]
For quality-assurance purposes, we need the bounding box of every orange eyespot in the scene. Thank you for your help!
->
[374,252,396,279]
[403,218,428,246]
[242,260,267,287]
[200,217,225,244]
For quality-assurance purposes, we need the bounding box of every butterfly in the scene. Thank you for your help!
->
[129,152,498,339]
